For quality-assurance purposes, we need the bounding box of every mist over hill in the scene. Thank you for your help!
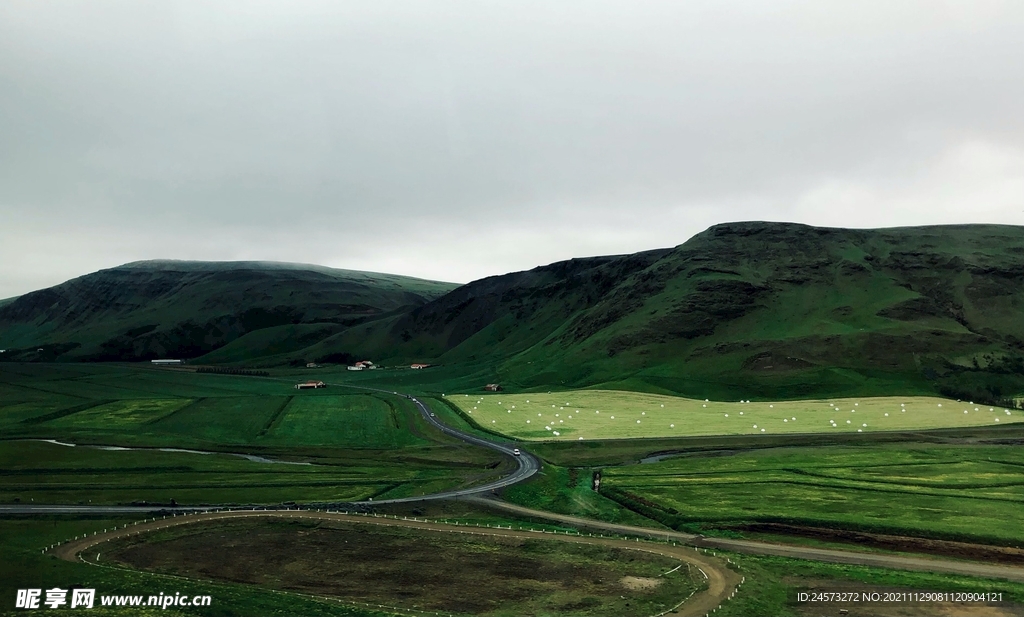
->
[3,224,1024,402]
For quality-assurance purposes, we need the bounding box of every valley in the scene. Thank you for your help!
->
[3,222,1024,616]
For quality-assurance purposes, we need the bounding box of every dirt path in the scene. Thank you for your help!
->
[470,498,1024,584]
[50,509,740,617]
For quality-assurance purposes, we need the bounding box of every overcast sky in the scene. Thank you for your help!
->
[2,1,1023,298]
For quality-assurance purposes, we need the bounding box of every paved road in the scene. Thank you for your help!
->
[0,386,539,513]
[50,509,740,617]
[324,385,540,504]
[13,375,1024,609]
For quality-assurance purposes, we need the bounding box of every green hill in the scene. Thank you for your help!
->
[0,260,457,362]
[307,222,1024,402]
[5,224,1024,403]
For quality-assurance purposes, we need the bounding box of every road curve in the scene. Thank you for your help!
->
[50,509,739,617]
[348,392,540,504]
[14,374,1024,600]
[308,382,540,504]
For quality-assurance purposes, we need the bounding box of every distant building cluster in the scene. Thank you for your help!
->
[347,360,376,371]
[410,363,430,370]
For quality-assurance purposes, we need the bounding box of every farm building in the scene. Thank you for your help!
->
[484,383,502,392]
[306,362,320,368]
[410,363,430,369]
[346,365,364,371]
[354,360,375,369]
[294,381,326,390]
[151,359,183,365]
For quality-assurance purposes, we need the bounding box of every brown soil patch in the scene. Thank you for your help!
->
[620,576,663,591]
[735,523,1024,565]
[97,517,693,616]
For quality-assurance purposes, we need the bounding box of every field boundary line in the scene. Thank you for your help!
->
[144,397,207,425]
[19,399,117,425]
[256,395,294,437]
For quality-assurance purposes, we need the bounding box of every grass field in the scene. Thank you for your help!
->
[601,443,1024,547]
[0,364,507,506]
[49,399,198,430]
[149,396,288,444]
[716,552,1024,617]
[263,394,424,448]
[0,440,493,505]
[1,364,434,449]
[448,390,1021,441]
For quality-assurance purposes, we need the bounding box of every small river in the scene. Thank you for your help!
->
[23,439,314,465]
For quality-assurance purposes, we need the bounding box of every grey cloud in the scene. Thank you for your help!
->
[2,0,1023,298]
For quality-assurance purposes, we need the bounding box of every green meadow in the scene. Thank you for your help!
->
[449,390,1020,441]
[263,395,425,448]
[0,364,506,506]
[0,440,425,505]
[602,443,1024,546]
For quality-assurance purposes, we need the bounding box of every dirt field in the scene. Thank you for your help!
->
[92,516,699,617]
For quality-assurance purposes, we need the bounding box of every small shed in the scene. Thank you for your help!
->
[484,383,502,392]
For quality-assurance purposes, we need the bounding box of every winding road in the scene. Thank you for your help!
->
[353,393,540,504]
[12,378,1024,615]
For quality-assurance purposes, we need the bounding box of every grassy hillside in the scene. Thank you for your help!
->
[0,260,456,362]
[308,222,1024,402]
[5,223,1024,403]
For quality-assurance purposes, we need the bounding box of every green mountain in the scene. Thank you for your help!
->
[307,222,1024,402]
[0,260,457,362]
[4,224,1024,403]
